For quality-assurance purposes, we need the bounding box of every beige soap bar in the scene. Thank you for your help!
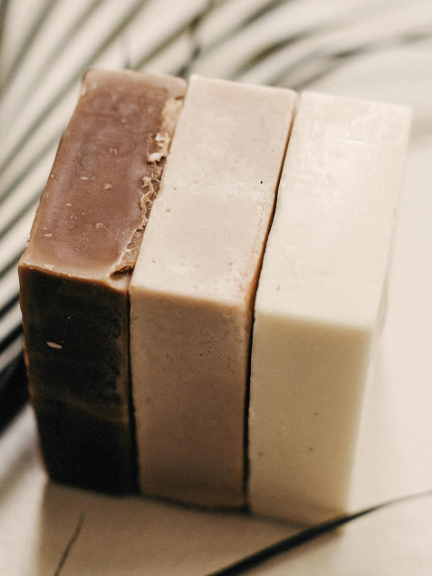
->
[130,75,296,508]
[249,91,411,524]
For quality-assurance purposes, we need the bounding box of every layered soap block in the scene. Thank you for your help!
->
[249,91,412,524]
[19,69,411,519]
[19,69,186,493]
[130,75,297,508]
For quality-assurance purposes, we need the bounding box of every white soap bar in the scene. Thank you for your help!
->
[130,75,296,508]
[249,91,411,524]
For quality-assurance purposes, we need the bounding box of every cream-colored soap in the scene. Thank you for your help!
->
[249,91,411,524]
[130,75,296,508]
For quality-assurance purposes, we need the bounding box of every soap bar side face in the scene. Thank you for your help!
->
[249,91,411,524]
[131,75,297,507]
[131,295,249,507]
[19,70,186,493]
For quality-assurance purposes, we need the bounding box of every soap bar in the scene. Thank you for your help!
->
[130,75,296,508]
[18,69,186,493]
[249,91,411,524]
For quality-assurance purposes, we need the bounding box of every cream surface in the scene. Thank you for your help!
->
[130,75,296,508]
[249,91,411,524]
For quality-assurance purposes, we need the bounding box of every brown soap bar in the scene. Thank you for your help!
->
[19,69,186,493]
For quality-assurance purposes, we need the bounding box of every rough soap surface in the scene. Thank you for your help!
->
[19,69,186,493]
[249,91,412,524]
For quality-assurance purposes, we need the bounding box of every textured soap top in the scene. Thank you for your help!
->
[18,69,187,494]
[20,69,186,285]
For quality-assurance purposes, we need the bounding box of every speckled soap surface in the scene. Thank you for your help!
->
[18,70,186,493]
[249,91,412,524]
[130,74,296,508]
